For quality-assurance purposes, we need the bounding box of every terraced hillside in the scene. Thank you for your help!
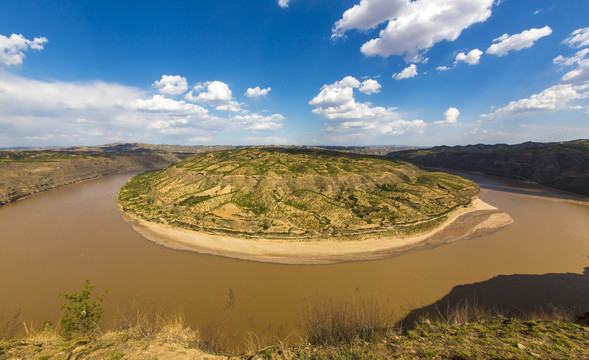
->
[117,147,479,239]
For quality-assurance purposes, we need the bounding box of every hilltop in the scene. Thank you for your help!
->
[390,139,589,196]
[118,147,479,240]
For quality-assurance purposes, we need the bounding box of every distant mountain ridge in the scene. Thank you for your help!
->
[389,140,589,196]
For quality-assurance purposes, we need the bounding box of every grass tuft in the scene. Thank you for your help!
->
[302,297,391,346]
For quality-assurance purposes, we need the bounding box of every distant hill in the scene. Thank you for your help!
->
[6,143,415,156]
[389,140,589,196]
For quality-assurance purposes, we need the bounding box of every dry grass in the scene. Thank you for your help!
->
[111,305,198,347]
[2,300,588,360]
[302,296,392,345]
[0,311,20,340]
[400,298,577,330]
[22,321,61,343]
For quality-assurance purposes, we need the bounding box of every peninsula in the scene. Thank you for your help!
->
[117,147,512,263]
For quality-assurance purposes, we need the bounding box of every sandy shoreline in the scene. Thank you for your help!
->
[121,198,513,264]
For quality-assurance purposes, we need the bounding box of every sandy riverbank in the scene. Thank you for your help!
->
[121,198,513,264]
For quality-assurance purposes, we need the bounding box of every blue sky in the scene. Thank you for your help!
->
[0,0,588,147]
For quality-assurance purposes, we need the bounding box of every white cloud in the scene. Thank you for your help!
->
[381,119,426,135]
[393,64,417,80]
[310,76,424,136]
[486,26,552,57]
[482,84,589,119]
[563,27,589,49]
[554,30,589,85]
[231,113,284,131]
[561,64,589,84]
[553,49,589,67]
[455,49,482,65]
[435,107,460,124]
[332,0,407,35]
[243,136,290,144]
[0,73,286,146]
[333,0,495,62]
[245,86,271,98]
[436,66,450,71]
[185,80,245,112]
[131,95,209,115]
[149,118,189,130]
[189,136,212,143]
[152,75,188,96]
[0,33,48,67]
[0,73,148,145]
[554,49,589,84]
[277,0,290,8]
[358,79,381,94]
[309,76,361,108]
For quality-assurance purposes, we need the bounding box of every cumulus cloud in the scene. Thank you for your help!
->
[0,34,47,68]
[554,49,589,84]
[0,33,48,67]
[309,76,361,108]
[553,49,589,67]
[436,66,450,71]
[393,64,417,80]
[0,73,148,145]
[189,136,212,143]
[333,0,494,62]
[277,0,290,8]
[0,73,286,147]
[435,107,460,124]
[244,136,290,144]
[245,86,271,98]
[481,84,589,119]
[131,95,209,115]
[358,79,381,94]
[152,75,188,96]
[455,49,482,65]
[561,62,589,84]
[554,29,589,85]
[486,26,552,57]
[332,0,407,35]
[381,119,426,135]
[185,81,245,112]
[232,113,284,131]
[309,75,424,135]
[563,27,589,49]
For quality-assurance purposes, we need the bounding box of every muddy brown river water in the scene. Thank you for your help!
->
[1,171,588,341]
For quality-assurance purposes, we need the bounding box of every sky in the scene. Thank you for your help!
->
[0,0,588,147]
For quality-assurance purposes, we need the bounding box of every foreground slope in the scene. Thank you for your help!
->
[118,147,479,240]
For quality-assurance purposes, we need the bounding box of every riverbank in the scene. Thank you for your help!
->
[122,198,513,264]
[0,152,182,206]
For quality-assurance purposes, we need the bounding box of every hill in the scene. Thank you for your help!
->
[390,139,589,196]
[0,150,187,206]
[117,147,479,239]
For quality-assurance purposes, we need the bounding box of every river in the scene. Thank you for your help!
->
[0,170,588,341]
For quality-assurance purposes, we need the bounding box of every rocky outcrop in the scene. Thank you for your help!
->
[390,140,589,196]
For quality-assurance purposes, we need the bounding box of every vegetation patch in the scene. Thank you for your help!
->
[117,147,479,239]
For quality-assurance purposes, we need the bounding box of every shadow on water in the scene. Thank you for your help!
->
[400,264,589,326]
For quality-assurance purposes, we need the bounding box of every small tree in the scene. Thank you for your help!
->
[59,279,110,336]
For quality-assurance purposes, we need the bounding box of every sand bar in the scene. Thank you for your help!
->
[122,198,513,264]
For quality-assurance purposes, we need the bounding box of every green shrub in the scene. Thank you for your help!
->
[59,280,110,336]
